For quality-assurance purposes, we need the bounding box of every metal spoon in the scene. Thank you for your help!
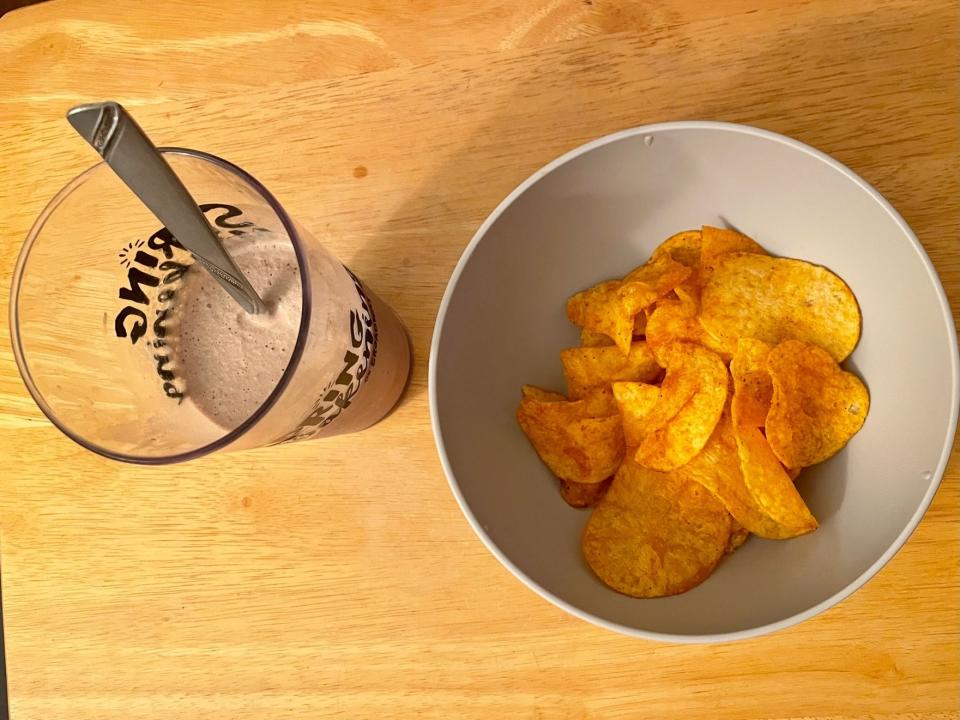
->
[67,101,266,314]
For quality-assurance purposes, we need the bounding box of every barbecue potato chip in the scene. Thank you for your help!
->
[612,381,661,447]
[700,253,861,362]
[581,457,732,597]
[650,229,702,268]
[560,477,612,508]
[561,342,661,399]
[623,253,693,290]
[700,225,767,275]
[579,384,619,417]
[517,393,625,484]
[520,385,567,403]
[730,338,774,428]
[726,522,750,554]
[633,308,649,336]
[676,412,809,539]
[765,340,869,467]
[645,299,733,362]
[735,423,818,535]
[567,280,661,353]
[580,328,614,347]
[634,342,728,471]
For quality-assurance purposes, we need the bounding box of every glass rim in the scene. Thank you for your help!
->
[9,147,313,464]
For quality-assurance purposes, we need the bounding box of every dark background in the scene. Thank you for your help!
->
[1,0,45,16]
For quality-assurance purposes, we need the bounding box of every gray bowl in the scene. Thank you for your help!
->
[429,121,958,641]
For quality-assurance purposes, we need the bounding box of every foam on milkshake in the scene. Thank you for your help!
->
[170,233,301,429]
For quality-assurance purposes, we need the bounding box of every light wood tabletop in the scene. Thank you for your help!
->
[1,0,958,718]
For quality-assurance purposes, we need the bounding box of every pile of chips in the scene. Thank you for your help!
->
[516,226,869,597]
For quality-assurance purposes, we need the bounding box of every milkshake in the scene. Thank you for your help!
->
[12,148,410,462]
[167,227,410,446]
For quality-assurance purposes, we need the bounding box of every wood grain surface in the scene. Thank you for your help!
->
[1,1,958,718]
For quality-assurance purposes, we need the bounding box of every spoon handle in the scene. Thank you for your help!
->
[67,101,266,315]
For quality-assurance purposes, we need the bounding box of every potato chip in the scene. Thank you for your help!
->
[650,229,702,268]
[623,253,693,290]
[632,308,649,336]
[579,384,619,417]
[735,423,818,535]
[580,328,613,347]
[521,385,567,403]
[560,342,660,399]
[645,299,733,363]
[700,225,767,275]
[765,340,869,467]
[675,412,809,539]
[581,457,732,597]
[567,280,658,353]
[700,253,861,362]
[559,477,612,508]
[612,381,660,447]
[726,522,750,554]
[517,393,624,484]
[633,342,728,471]
[729,338,773,428]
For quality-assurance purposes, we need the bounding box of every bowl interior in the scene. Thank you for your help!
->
[432,123,957,639]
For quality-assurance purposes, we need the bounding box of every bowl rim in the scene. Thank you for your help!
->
[428,120,960,643]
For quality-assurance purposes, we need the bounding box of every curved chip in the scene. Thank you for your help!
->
[567,280,659,353]
[650,229,702,268]
[765,340,869,467]
[517,393,625,484]
[521,385,567,403]
[700,225,767,276]
[561,342,660,399]
[735,423,818,535]
[645,299,733,363]
[579,384,619,417]
[633,342,728,471]
[580,328,614,347]
[559,477,612,508]
[612,381,660,447]
[623,253,693,290]
[700,253,861,362]
[726,522,750,554]
[675,412,809,539]
[581,457,732,597]
[633,308,649,336]
[729,338,773,428]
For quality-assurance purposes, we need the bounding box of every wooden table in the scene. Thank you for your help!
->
[1,1,957,718]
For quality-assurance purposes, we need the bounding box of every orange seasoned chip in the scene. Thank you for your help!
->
[730,338,773,428]
[612,381,660,447]
[559,477,612,508]
[765,340,869,467]
[579,384,619,417]
[521,385,567,403]
[700,253,861,362]
[623,253,693,290]
[735,423,818,535]
[517,393,624,484]
[580,328,613,347]
[650,229,702,268]
[633,308,649,336]
[560,342,661,399]
[700,225,767,276]
[645,299,733,363]
[726,521,750,554]
[567,280,658,353]
[676,412,810,539]
[581,457,732,597]
[633,342,728,471]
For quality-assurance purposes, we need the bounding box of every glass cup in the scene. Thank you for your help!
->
[10,148,411,463]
